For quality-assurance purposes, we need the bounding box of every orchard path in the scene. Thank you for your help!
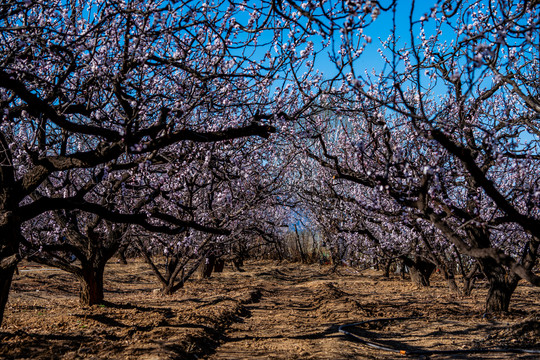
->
[204,265,367,360]
[5,261,538,359]
[203,263,540,360]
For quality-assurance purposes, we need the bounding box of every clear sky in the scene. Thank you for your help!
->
[312,1,441,78]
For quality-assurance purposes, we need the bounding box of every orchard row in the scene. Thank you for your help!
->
[1,0,539,327]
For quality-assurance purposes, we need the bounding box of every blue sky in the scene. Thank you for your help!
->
[312,1,441,78]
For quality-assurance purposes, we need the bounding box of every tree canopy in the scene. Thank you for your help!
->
[1,0,539,325]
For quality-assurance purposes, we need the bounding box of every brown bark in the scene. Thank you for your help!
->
[383,258,393,278]
[196,255,216,279]
[77,266,105,306]
[0,252,20,325]
[233,257,244,272]
[401,256,436,287]
[214,258,225,273]
[480,259,518,313]
[117,244,128,265]
[0,253,20,271]
[466,227,519,312]
[27,219,120,307]
[0,266,15,328]
[0,214,21,328]
[0,132,17,328]
[485,276,515,313]
[462,263,481,296]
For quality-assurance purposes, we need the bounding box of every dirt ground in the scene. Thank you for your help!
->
[1,260,539,359]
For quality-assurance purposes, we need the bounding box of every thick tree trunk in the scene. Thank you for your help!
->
[409,265,433,286]
[0,134,17,328]
[383,258,393,278]
[213,258,225,273]
[401,256,435,287]
[462,218,520,312]
[483,267,517,313]
[485,279,513,313]
[196,255,216,279]
[0,215,21,328]
[476,254,518,313]
[233,257,244,272]
[0,265,15,328]
[77,265,105,306]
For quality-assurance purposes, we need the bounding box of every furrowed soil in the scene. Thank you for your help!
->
[1,261,539,359]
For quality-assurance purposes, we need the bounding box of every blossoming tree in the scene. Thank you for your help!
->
[302,0,539,312]
[0,0,326,326]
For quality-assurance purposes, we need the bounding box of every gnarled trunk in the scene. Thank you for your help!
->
[467,226,519,312]
[159,258,206,295]
[461,263,481,296]
[0,147,18,328]
[213,258,225,273]
[77,265,105,306]
[0,265,16,328]
[481,262,518,313]
[409,265,434,287]
[0,216,21,328]
[196,255,216,279]
[485,277,514,313]
[383,258,393,278]
[401,256,436,287]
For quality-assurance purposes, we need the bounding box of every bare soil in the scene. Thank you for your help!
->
[1,260,539,359]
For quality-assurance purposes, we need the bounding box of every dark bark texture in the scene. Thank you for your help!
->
[77,265,105,306]
[401,255,436,287]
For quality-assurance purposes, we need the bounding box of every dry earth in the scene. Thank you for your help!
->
[1,260,539,359]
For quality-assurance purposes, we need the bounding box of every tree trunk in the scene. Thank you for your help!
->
[196,255,216,279]
[77,265,105,306]
[161,284,175,295]
[409,266,432,286]
[445,275,460,294]
[461,263,480,296]
[482,266,517,313]
[401,256,435,287]
[400,261,407,279]
[0,134,17,328]
[233,257,244,272]
[383,258,393,278]
[294,225,306,263]
[0,215,21,328]
[436,263,460,294]
[485,279,514,313]
[117,244,128,265]
[213,258,225,273]
[0,265,15,328]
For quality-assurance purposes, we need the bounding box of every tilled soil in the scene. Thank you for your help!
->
[1,261,539,359]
